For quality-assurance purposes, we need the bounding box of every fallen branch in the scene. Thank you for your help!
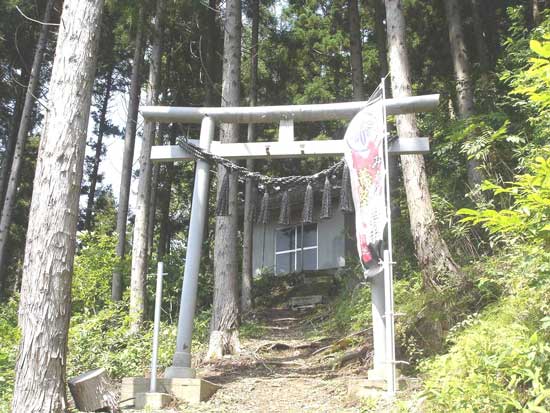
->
[255,337,331,353]
[332,344,370,369]
[311,328,371,356]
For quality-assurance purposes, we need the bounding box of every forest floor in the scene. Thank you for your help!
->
[124,307,379,413]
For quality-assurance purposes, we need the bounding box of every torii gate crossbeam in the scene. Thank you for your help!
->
[140,94,439,387]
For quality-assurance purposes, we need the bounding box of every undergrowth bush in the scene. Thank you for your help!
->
[68,303,211,379]
[420,248,550,412]
[0,298,19,412]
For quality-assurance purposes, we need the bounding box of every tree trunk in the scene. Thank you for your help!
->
[444,0,483,189]
[112,6,145,302]
[68,368,118,413]
[204,0,220,106]
[84,67,115,230]
[129,0,164,332]
[147,150,160,258]
[241,0,259,315]
[532,0,543,26]
[372,0,388,79]
[157,126,176,259]
[384,0,461,289]
[0,0,55,296]
[0,86,25,208]
[11,0,104,411]
[208,0,242,359]
[470,0,490,73]
[349,0,364,100]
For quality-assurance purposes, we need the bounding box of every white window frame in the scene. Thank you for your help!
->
[274,223,318,274]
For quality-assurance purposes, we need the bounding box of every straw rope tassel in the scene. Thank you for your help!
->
[258,190,270,224]
[302,182,314,223]
[340,164,354,214]
[278,190,290,225]
[246,181,258,222]
[320,176,332,219]
[215,167,230,216]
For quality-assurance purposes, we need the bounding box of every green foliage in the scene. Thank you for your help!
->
[459,151,550,247]
[323,273,372,335]
[68,303,210,380]
[72,232,122,314]
[0,298,19,411]
[510,35,550,110]
[421,249,550,412]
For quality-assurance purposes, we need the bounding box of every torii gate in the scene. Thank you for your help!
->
[140,91,439,395]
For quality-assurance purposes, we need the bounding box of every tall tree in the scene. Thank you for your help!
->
[241,0,259,314]
[531,0,544,26]
[348,0,364,100]
[371,0,388,78]
[157,125,176,258]
[384,0,461,288]
[84,66,116,230]
[0,86,25,208]
[444,0,482,188]
[470,0,490,73]
[113,5,146,301]
[204,0,220,106]
[208,0,242,358]
[129,0,164,332]
[0,0,55,294]
[11,0,104,410]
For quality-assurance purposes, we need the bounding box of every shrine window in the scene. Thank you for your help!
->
[275,223,318,274]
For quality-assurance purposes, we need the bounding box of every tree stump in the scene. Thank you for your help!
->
[68,368,119,412]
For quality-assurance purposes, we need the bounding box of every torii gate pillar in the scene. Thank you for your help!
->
[164,117,215,379]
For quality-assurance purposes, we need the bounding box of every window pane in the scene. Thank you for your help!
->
[296,249,317,271]
[276,252,295,274]
[303,223,317,248]
[276,227,295,252]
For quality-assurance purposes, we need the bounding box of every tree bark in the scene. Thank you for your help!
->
[470,0,490,73]
[372,0,388,79]
[0,0,55,296]
[112,6,145,302]
[444,0,483,188]
[129,0,164,332]
[11,0,104,411]
[204,0,220,106]
[532,0,543,26]
[157,126,176,259]
[67,368,118,413]
[349,0,364,100]
[84,67,115,230]
[147,135,161,258]
[208,0,242,359]
[384,0,461,289]
[241,0,259,315]
[0,86,25,209]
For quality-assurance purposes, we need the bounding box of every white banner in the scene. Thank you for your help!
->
[343,99,387,277]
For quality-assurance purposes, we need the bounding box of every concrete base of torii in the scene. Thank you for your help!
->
[120,377,220,408]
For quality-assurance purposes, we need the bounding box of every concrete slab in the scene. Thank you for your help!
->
[347,375,420,398]
[120,377,220,407]
[134,392,172,410]
[288,295,323,309]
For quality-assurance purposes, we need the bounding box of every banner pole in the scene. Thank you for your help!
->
[381,77,397,395]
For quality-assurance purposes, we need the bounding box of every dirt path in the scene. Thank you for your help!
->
[177,308,367,413]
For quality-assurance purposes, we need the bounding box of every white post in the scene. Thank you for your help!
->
[150,262,164,393]
[383,250,397,395]
[370,272,386,378]
[164,117,215,379]
[381,77,397,395]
